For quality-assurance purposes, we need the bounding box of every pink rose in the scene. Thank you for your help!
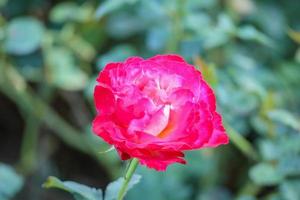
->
[92,54,229,170]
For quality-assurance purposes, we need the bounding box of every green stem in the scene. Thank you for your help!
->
[19,79,53,174]
[19,114,40,174]
[237,180,260,197]
[117,158,139,200]
[166,0,186,53]
[225,123,259,161]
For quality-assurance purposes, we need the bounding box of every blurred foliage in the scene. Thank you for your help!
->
[43,176,103,200]
[0,164,24,200]
[43,174,140,200]
[0,0,300,199]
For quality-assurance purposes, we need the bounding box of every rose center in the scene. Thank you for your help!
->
[143,104,171,137]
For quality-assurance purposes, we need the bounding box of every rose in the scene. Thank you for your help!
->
[92,54,229,170]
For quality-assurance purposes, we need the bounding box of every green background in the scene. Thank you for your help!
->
[0,0,300,199]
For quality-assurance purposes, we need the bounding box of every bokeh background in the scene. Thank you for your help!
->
[1,0,300,199]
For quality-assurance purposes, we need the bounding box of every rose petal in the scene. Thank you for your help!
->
[204,112,229,147]
[94,86,115,115]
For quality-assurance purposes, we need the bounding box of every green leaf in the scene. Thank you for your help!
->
[95,0,138,19]
[203,14,235,49]
[204,29,230,49]
[126,167,191,200]
[184,13,211,33]
[84,75,97,101]
[97,45,137,70]
[236,195,256,200]
[104,174,141,200]
[288,29,300,44]
[0,0,7,7]
[236,26,274,47]
[146,26,170,51]
[105,13,145,39]
[280,180,300,200]
[295,48,300,63]
[267,109,300,131]
[258,140,279,161]
[50,2,78,23]
[197,187,231,200]
[5,17,44,55]
[249,163,283,186]
[0,164,24,200]
[278,155,300,177]
[50,2,93,23]
[193,56,218,87]
[45,47,88,91]
[43,176,103,200]
[277,135,300,155]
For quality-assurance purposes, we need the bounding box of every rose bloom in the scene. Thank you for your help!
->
[92,54,229,170]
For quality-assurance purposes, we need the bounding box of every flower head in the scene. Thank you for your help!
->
[92,54,229,170]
